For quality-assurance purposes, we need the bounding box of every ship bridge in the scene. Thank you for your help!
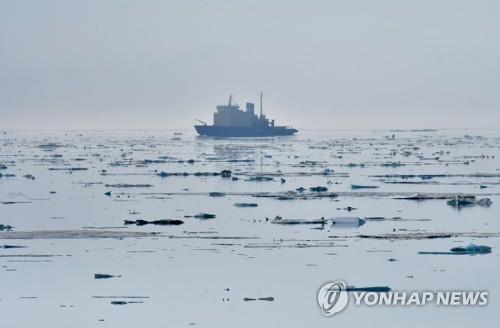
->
[214,95,270,127]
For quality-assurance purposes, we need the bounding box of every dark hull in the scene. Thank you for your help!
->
[194,125,298,137]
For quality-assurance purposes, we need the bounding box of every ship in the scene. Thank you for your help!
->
[194,93,298,137]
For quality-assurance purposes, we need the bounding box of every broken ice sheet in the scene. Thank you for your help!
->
[1,130,500,327]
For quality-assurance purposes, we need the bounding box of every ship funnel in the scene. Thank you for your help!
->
[246,103,255,115]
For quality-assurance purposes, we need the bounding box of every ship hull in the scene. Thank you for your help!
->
[194,125,297,137]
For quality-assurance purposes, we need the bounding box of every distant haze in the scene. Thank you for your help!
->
[1,0,499,130]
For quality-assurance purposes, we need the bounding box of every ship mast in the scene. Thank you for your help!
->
[228,94,232,106]
[259,91,263,118]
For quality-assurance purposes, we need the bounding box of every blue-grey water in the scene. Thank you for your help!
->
[1,129,499,327]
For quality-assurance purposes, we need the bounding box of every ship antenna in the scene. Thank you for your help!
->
[228,94,232,106]
[259,91,263,118]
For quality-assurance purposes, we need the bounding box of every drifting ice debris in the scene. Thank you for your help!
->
[0,230,159,239]
[346,286,391,292]
[233,203,258,208]
[48,167,88,171]
[258,297,274,301]
[357,232,453,240]
[124,219,184,226]
[38,143,61,150]
[372,173,500,179]
[271,219,327,225]
[418,243,492,255]
[157,170,232,178]
[1,201,31,205]
[331,217,366,226]
[381,162,404,167]
[0,224,13,231]
[105,183,153,188]
[254,190,338,200]
[247,176,274,182]
[209,192,226,197]
[395,193,458,200]
[446,196,492,208]
[351,184,378,189]
[310,186,328,192]
[244,297,275,301]
[328,232,500,240]
[185,213,216,219]
[337,206,356,211]
[271,217,327,225]
[221,170,232,178]
[95,273,121,279]
[450,244,492,254]
[1,244,26,249]
[364,216,406,221]
[476,198,492,206]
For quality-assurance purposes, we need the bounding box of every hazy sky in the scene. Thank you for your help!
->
[1,0,499,130]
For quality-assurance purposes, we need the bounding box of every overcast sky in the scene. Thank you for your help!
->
[1,0,499,130]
